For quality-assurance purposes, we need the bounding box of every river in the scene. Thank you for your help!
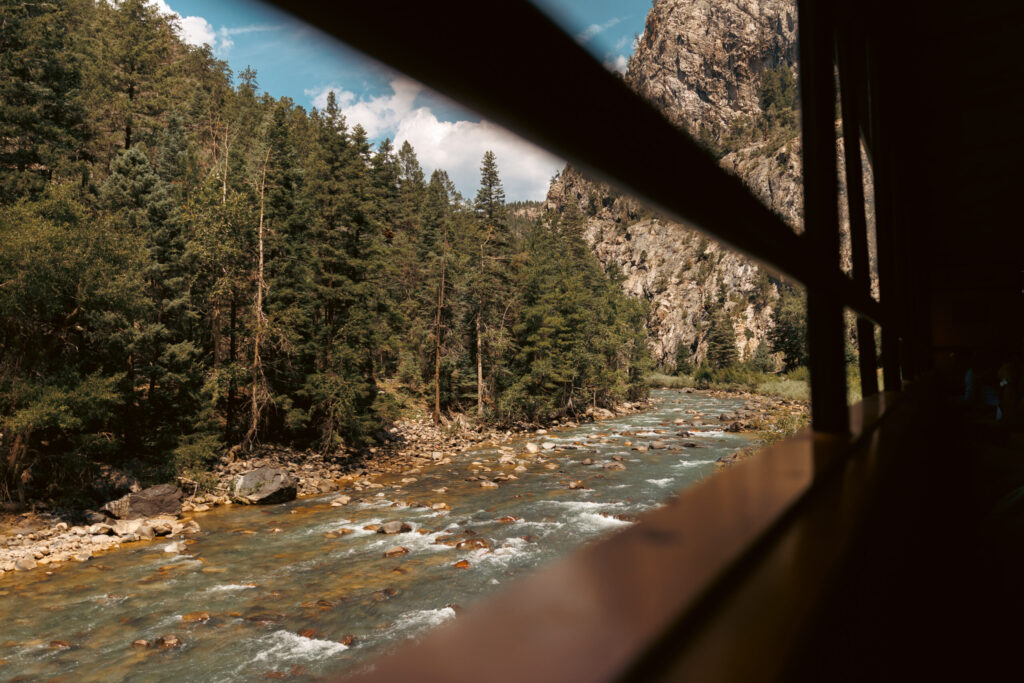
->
[0,390,752,681]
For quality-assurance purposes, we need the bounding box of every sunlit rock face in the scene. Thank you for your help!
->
[629,0,798,139]
[546,0,873,367]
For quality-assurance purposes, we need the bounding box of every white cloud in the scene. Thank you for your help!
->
[603,54,629,75]
[149,1,276,56]
[306,79,563,201]
[576,17,624,44]
[178,14,216,47]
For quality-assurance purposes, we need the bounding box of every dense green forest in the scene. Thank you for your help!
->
[0,0,650,504]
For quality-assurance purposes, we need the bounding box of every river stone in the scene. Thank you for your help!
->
[480,481,499,489]
[649,440,668,450]
[14,557,36,571]
[541,442,555,450]
[604,462,627,471]
[383,546,409,558]
[154,634,182,649]
[111,519,144,536]
[232,467,297,505]
[377,521,412,535]
[102,484,183,520]
[524,443,540,454]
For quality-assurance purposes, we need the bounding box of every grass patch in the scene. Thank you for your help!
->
[756,377,810,401]
[645,373,695,389]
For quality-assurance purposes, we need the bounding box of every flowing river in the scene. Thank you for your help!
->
[0,390,752,681]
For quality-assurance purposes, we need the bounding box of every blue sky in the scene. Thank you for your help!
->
[157,0,650,200]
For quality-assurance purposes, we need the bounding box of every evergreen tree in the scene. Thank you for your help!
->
[770,285,808,371]
[0,0,87,200]
[0,3,656,504]
[469,150,513,417]
[706,310,739,369]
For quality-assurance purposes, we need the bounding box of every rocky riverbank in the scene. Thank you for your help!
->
[0,401,653,576]
[0,391,800,578]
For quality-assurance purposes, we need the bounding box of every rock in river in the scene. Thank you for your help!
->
[232,467,297,505]
[102,484,183,519]
[383,546,409,558]
[377,521,412,535]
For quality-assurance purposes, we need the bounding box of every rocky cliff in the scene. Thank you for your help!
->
[546,0,873,368]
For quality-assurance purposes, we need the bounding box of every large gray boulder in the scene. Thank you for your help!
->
[232,467,297,505]
[102,484,183,519]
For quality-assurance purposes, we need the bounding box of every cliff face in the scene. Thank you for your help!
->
[546,0,873,367]
[627,0,797,140]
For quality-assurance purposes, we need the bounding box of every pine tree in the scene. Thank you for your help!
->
[0,0,87,199]
[770,285,808,371]
[706,310,739,369]
[469,150,512,417]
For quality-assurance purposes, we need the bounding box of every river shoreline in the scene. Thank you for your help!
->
[0,389,803,578]
[0,390,777,679]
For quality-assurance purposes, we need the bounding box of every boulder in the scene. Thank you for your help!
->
[154,634,182,649]
[111,519,144,536]
[149,517,175,536]
[524,443,540,454]
[14,557,36,571]
[377,521,412,535]
[649,440,668,450]
[232,467,297,505]
[163,541,187,554]
[383,546,409,558]
[102,484,183,520]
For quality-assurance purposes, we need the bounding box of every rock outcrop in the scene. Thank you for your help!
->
[546,0,874,367]
[101,484,183,520]
[232,467,298,505]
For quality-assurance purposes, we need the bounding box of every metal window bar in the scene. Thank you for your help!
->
[837,13,881,397]
[265,1,904,429]
[797,1,849,433]
[863,32,904,392]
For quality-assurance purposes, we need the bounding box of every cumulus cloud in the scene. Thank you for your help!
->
[306,79,563,201]
[149,1,276,56]
[177,14,216,47]
[576,17,624,44]
[603,54,629,74]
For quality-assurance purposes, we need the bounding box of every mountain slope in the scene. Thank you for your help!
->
[546,0,873,368]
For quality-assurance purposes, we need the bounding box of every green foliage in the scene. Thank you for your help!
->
[706,310,739,369]
[497,214,651,423]
[749,341,775,372]
[0,5,654,504]
[712,63,800,158]
[770,285,808,371]
[675,345,694,376]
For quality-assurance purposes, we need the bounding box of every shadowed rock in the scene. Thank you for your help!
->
[102,484,183,520]
[232,468,297,505]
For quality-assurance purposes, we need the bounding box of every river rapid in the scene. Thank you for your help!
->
[0,390,752,681]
